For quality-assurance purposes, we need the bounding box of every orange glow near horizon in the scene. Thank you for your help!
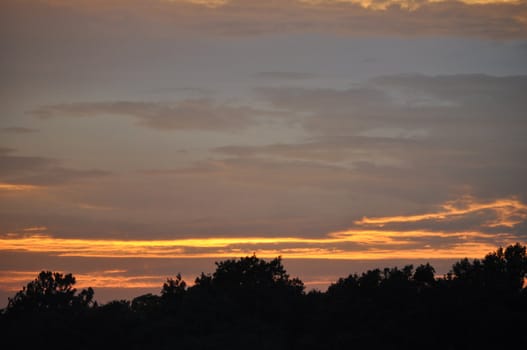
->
[0,269,342,293]
[0,196,524,260]
[0,196,525,297]
[0,270,167,291]
[0,232,518,260]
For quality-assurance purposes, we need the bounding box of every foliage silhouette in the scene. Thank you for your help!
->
[161,273,187,298]
[5,270,94,314]
[1,244,527,349]
[414,263,436,286]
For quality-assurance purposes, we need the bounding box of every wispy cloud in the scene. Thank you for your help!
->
[0,149,110,186]
[3,0,526,39]
[0,270,167,291]
[31,99,269,131]
[1,196,523,259]
[248,74,527,202]
[0,183,41,192]
[0,233,510,260]
[355,196,527,228]
[22,226,48,232]
[0,127,38,134]
[256,71,316,80]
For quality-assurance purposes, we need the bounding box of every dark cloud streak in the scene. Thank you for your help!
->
[1,127,38,134]
[0,149,110,186]
[31,99,269,131]
[2,0,526,43]
[256,71,316,80]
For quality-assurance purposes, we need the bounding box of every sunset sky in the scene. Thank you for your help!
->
[1,0,527,305]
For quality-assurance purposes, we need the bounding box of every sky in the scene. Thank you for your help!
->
[1,0,527,305]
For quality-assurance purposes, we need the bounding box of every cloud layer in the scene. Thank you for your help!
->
[0,148,110,187]
[3,0,527,39]
[10,74,526,241]
[1,0,526,305]
[31,99,267,131]
[1,196,523,260]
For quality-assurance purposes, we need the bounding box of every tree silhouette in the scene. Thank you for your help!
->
[132,293,161,314]
[502,243,527,291]
[327,273,359,296]
[414,263,436,286]
[161,273,187,298]
[5,270,94,314]
[211,254,303,293]
[450,243,527,293]
[1,244,526,348]
[358,268,382,294]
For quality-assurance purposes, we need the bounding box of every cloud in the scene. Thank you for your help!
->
[371,74,527,120]
[0,147,16,155]
[258,74,527,125]
[10,74,525,243]
[143,157,358,189]
[354,196,527,236]
[0,149,110,186]
[31,99,269,131]
[136,152,526,237]
[4,0,526,39]
[173,0,527,38]
[251,74,527,201]
[0,233,506,260]
[0,196,523,260]
[0,270,166,291]
[0,183,41,192]
[214,138,418,167]
[256,71,316,80]
[0,127,38,134]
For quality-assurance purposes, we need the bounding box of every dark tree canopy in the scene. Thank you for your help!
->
[414,263,436,286]
[5,271,94,314]
[161,273,187,299]
[1,244,527,349]
[209,255,304,293]
[451,242,527,293]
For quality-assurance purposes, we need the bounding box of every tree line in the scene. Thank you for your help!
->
[1,243,526,349]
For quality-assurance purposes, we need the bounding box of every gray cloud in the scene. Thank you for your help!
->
[0,147,15,155]
[12,167,110,187]
[12,74,525,239]
[2,0,526,43]
[258,74,527,137]
[0,127,38,134]
[258,74,527,130]
[241,74,527,202]
[0,152,57,175]
[256,71,316,80]
[161,1,527,38]
[0,149,110,186]
[3,1,527,305]
[142,157,356,190]
[186,1,527,39]
[31,99,268,131]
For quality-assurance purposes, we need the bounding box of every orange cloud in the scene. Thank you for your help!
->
[356,196,527,228]
[0,270,166,291]
[8,0,526,38]
[22,226,48,232]
[0,183,40,191]
[180,0,229,7]
[0,197,523,260]
[303,0,523,9]
[0,230,517,260]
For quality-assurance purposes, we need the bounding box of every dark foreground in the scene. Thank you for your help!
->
[2,243,527,349]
